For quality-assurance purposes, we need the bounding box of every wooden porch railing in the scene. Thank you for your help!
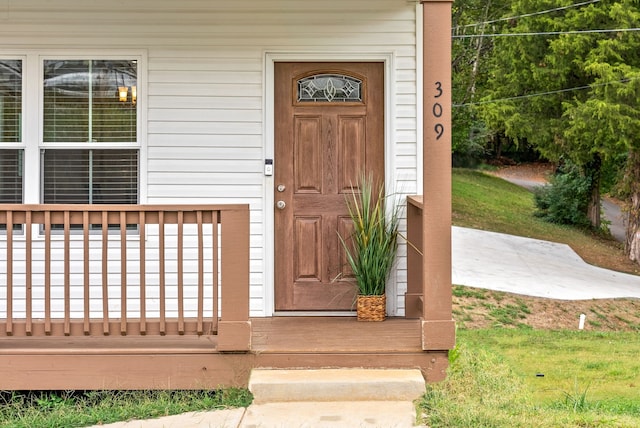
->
[404,196,423,318]
[405,195,456,351]
[0,204,250,351]
[405,196,424,319]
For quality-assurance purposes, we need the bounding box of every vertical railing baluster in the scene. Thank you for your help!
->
[102,211,109,335]
[25,211,32,336]
[63,211,71,336]
[159,211,166,335]
[44,211,51,335]
[83,211,90,334]
[139,210,146,335]
[196,210,204,334]
[6,210,13,336]
[120,211,127,335]
[177,211,184,334]
[212,210,219,332]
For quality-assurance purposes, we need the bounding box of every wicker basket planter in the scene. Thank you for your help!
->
[356,295,386,322]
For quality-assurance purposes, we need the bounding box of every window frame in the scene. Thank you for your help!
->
[0,56,25,211]
[39,56,142,149]
[0,56,24,146]
[0,50,147,207]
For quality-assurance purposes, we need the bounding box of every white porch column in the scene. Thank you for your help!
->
[420,0,455,351]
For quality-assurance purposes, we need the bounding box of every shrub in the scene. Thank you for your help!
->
[533,163,591,227]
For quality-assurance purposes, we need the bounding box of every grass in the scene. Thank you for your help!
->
[0,389,252,428]
[460,329,640,407]
[419,332,640,427]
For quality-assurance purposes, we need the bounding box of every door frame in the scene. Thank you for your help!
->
[263,52,397,317]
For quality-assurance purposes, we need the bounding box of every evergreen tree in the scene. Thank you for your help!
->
[476,0,640,262]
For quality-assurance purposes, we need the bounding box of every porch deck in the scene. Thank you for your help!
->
[0,317,448,390]
[0,202,452,390]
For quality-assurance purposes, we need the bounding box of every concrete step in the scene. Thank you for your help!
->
[240,401,427,428]
[248,369,426,404]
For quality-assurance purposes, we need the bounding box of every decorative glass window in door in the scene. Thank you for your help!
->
[297,73,362,102]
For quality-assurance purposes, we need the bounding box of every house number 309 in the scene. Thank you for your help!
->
[433,81,444,140]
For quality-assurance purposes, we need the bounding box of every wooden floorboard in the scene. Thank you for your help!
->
[0,335,217,354]
[251,317,423,353]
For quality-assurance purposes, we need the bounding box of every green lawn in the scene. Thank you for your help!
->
[418,169,640,427]
[420,330,640,427]
[0,389,252,428]
[462,329,640,408]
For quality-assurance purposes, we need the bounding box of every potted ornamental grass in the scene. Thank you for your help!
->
[339,174,400,321]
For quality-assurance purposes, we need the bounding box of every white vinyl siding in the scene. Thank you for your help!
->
[0,229,217,320]
[0,0,418,317]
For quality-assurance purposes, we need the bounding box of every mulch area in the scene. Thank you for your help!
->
[488,162,555,183]
[454,289,640,331]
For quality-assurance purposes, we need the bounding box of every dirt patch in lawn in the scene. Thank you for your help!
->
[488,161,555,183]
[455,163,640,331]
[453,285,640,331]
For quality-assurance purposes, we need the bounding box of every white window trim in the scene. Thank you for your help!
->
[0,49,148,205]
[0,55,25,150]
[0,56,26,207]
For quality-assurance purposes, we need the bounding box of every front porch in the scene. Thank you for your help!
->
[0,317,448,390]
[0,203,452,389]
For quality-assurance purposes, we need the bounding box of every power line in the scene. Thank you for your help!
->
[453,77,639,108]
[454,0,601,30]
[453,27,640,39]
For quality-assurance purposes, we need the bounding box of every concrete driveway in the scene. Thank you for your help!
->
[452,226,640,300]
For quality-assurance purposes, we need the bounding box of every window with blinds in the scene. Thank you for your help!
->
[0,60,22,143]
[0,59,23,217]
[0,149,22,203]
[43,60,136,143]
[41,59,138,207]
[43,149,138,204]
[0,149,23,231]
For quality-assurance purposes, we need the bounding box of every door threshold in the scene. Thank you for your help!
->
[273,311,355,317]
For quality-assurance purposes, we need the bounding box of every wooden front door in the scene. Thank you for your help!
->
[274,62,384,311]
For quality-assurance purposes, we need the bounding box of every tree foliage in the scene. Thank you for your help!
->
[455,0,640,259]
[451,0,510,165]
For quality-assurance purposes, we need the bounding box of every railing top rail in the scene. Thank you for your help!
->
[0,204,249,213]
[407,195,423,209]
[0,204,250,226]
